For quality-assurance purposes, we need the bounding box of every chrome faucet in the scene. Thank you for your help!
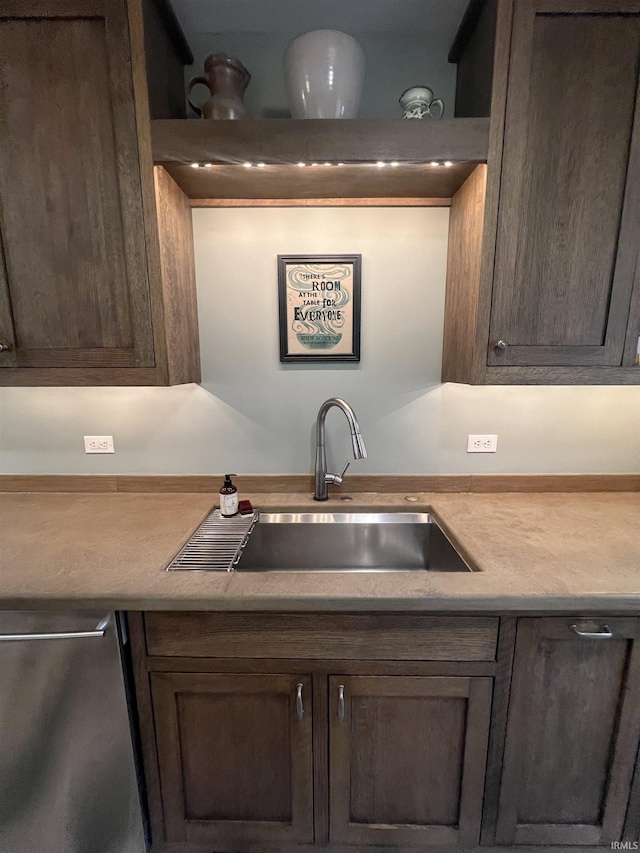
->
[314,398,367,501]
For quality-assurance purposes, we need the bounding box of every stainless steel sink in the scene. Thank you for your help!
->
[234,512,473,573]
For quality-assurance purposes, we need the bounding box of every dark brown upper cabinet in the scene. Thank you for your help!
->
[443,0,640,384]
[496,618,640,846]
[0,0,199,386]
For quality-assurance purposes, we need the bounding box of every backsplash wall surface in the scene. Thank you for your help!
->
[0,206,639,475]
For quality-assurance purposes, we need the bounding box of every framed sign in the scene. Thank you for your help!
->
[278,255,361,363]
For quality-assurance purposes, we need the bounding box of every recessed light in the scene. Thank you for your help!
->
[298,162,306,168]
[191,163,200,169]
[390,161,399,167]
[243,162,252,168]
[337,162,344,167]
[444,161,453,168]
[204,163,213,168]
[376,161,386,168]
[325,162,331,166]
[430,161,440,167]
[311,162,318,167]
[257,163,266,168]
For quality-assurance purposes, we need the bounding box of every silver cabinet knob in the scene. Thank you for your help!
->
[495,340,508,351]
[0,343,10,352]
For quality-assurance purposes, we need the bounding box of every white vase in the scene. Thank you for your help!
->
[284,29,365,119]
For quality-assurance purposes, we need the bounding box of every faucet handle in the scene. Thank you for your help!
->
[325,461,350,487]
[338,460,350,480]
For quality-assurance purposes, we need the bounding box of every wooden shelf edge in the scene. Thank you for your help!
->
[151,118,490,164]
[151,119,488,201]
[1,473,638,493]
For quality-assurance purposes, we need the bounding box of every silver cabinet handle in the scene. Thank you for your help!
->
[0,615,110,642]
[570,624,613,639]
[0,343,10,352]
[338,684,345,722]
[296,683,304,720]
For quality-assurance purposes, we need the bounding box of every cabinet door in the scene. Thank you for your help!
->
[150,672,314,847]
[328,675,493,847]
[496,618,640,845]
[489,1,640,368]
[0,0,154,373]
[625,752,640,843]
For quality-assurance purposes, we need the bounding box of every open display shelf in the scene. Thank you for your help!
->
[151,117,490,202]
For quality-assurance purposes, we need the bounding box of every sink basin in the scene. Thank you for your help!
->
[234,512,473,573]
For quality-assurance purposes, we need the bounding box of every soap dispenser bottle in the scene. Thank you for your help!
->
[220,474,239,517]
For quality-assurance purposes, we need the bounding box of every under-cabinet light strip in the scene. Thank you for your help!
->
[190,161,456,169]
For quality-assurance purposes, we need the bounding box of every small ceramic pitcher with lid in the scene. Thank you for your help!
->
[188,54,251,119]
[399,86,444,120]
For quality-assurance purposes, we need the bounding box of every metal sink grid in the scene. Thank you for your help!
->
[166,509,258,572]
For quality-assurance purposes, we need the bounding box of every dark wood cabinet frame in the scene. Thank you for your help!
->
[129,612,499,853]
[128,611,640,853]
[0,0,199,386]
[443,0,640,385]
[328,674,493,847]
[151,671,314,846]
[496,617,640,846]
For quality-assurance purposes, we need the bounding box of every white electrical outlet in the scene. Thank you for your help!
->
[467,434,498,453]
[84,436,115,454]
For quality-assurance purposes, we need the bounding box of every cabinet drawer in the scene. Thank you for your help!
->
[144,613,499,661]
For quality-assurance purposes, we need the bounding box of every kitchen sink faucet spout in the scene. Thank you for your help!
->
[314,398,367,501]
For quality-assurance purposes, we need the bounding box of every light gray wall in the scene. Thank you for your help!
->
[186,31,456,119]
[1,206,639,476]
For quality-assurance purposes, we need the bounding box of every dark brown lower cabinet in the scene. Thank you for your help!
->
[134,613,640,852]
[496,618,640,846]
[148,669,493,851]
[626,755,640,844]
[150,672,314,846]
[328,675,493,847]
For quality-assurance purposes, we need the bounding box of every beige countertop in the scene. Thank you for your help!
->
[0,490,638,612]
[0,492,640,612]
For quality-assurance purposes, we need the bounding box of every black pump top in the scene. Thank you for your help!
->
[222,474,236,490]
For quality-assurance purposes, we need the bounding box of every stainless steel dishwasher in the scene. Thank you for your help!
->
[0,611,147,853]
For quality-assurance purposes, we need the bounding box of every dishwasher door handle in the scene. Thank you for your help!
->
[0,615,110,642]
